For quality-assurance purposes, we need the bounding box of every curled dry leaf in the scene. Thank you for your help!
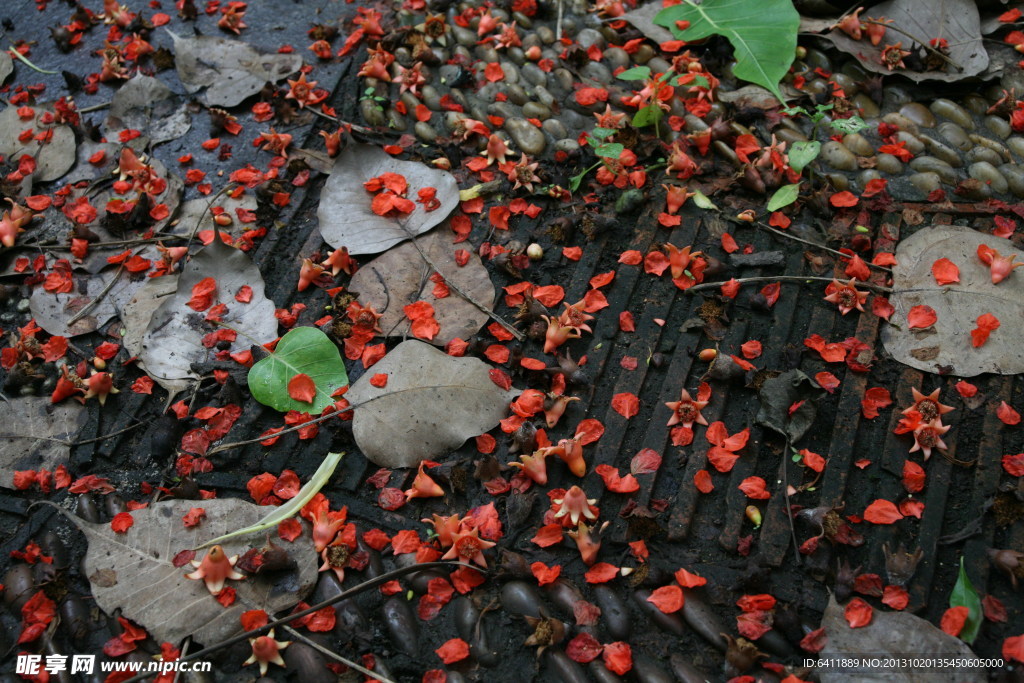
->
[30,268,147,337]
[140,239,277,394]
[54,498,316,647]
[820,594,984,683]
[169,31,302,107]
[317,144,459,256]
[881,226,1024,376]
[106,74,191,145]
[0,52,12,85]
[347,229,495,346]
[0,397,86,490]
[755,369,823,442]
[347,340,519,468]
[821,0,987,83]
[0,104,76,186]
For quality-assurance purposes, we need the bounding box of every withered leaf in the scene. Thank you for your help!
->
[0,398,86,490]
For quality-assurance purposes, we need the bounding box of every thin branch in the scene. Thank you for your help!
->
[782,439,800,567]
[116,561,479,682]
[78,101,111,114]
[683,275,892,294]
[66,264,124,326]
[282,625,397,683]
[744,220,892,274]
[0,421,144,447]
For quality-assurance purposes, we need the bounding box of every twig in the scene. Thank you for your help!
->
[744,220,892,274]
[401,229,525,341]
[782,439,800,566]
[116,561,479,682]
[861,19,963,72]
[66,264,124,327]
[282,625,397,683]
[183,183,236,252]
[78,101,111,114]
[7,47,57,74]
[0,421,144,447]
[683,275,892,294]
[555,0,564,41]
[206,408,343,455]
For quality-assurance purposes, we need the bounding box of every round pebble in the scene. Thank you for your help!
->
[387,109,407,131]
[504,117,547,155]
[633,44,655,65]
[452,26,476,48]
[488,101,520,121]
[842,133,874,157]
[966,146,1003,167]
[535,25,555,44]
[712,140,739,166]
[414,121,438,143]
[1007,136,1024,159]
[963,94,990,115]
[648,57,672,74]
[999,163,1024,197]
[604,47,631,71]
[908,172,942,194]
[551,69,575,94]
[969,134,1011,162]
[985,115,1012,140]
[909,156,958,184]
[475,44,499,64]
[500,62,521,85]
[534,85,556,108]
[918,135,963,168]
[899,103,936,128]
[802,79,830,98]
[421,85,442,111]
[575,28,606,50]
[555,138,581,153]
[826,173,849,191]
[937,122,972,152]
[521,63,547,87]
[881,112,919,136]
[359,99,386,127]
[930,98,973,128]
[775,128,807,145]
[523,101,552,120]
[875,153,904,174]
[542,118,568,139]
[804,48,832,73]
[831,73,859,96]
[820,140,858,171]
[969,161,1009,194]
[896,131,924,155]
[881,85,914,109]
[506,85,529,106]
[579,62,613,86]
[512,11,533,28]
[852,93,880,118]
[859,169,883,186]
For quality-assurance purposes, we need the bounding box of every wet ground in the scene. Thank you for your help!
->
[1,0,1024,682]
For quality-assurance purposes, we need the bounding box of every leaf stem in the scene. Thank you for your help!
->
[7,47,57,74]
[65,264,124,327]
[682,275,892,294]
[739,218,892,273]
[282,625,397,683]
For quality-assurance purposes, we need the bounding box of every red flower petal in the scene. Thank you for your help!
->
[530,561,561,586]
[931,257,960,285]
[907,305,937,329]
[940,606,969,637]
[844,597,873,628]
[602,642,633,675]
[738,476,770,500]
[693,469,714,493]
[435,638,470,664]
[863,499,904,524]
[998,401,1021,426]
[566,632,604,663]
[829,190,859,207]
[611,392,640,419]
[287,373,316,403]
[646,585,684,613]
[584,562,619,584]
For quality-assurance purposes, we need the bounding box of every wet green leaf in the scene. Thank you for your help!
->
[616,66,652,81]
[950,558,983,644]
[248,326,349,413]
[788,141,820,174]
[655,0,798,102]
[766,183,801,212]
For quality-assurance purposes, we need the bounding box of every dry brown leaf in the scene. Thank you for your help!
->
[347,340,518,468]
[30,268,148,337]
[0,398,86,490]
[347,229,494,346]
[881,225,1024,376]
[317,144,459,256]
[0,105,76,185]
[170,31,302,107]
[57,498,317,646]
[821,0,987,83]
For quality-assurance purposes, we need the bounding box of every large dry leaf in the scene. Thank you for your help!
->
[821,0,987,82]
[30,268,148,337]
[174,192,258,241]
[820,595,984,682]
[170,31,302,107]
[347,229,494,346]
[140,239,277,394]
[347,340,518,468]
[62,498,317,647]
[121,275,179,359]
[0,53,12,85]
[622,3,675,44]
[106,74,191,145]
[0,105,76,183]
[317,144,459,256]
[0,398,86,490]
[881,225,1024,376]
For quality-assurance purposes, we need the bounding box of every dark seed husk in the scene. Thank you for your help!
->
[2,564,35,612]
[587,660,623,683]
[105,493,127,518]
[382,595,419,656]
[282,641,334,683]
[632,654,676,683]
[453,596,500,667]
[59,595,92,647]
[37,530,69,570]
[75,494,100,523]
[543,578,583,618]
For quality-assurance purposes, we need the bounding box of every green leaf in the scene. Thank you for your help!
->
[766,183,801,212]
[830,115,867,135]
[593,142,624,159]
[788,141,820,174]
[616,66,651,81]
[195,451,345,550]
[248,327,349,413]
[691,189,718,211]
[632,104,663,129]
[950,558,983,644]
[655,0,798,103]
[590,127,617,141]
